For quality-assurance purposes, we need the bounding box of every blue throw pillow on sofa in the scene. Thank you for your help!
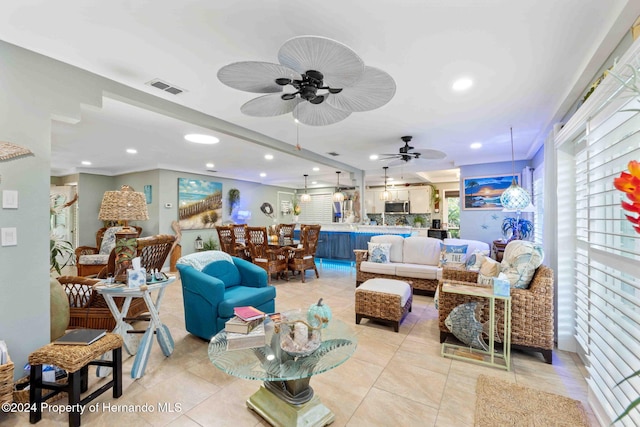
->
[368,242,391,263]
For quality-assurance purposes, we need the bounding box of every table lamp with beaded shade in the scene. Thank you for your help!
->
[98,185,149,281]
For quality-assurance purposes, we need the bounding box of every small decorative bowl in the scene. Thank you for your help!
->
[279,319,322,357]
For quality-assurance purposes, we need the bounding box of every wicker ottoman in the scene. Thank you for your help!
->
[28,333,123,426]
[355,278,412,332]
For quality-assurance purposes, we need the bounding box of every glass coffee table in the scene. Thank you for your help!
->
[208,318,357,427]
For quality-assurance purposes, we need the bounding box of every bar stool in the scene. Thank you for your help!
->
[28,333,123,426]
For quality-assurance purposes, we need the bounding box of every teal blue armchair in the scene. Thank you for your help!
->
[177,257,276,340]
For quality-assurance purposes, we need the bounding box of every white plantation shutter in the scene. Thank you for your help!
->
[298,193,332,223]
[532,165,544,245]
[555,49,640,425]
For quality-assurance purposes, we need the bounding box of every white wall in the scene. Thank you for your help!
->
[0,40,105,377]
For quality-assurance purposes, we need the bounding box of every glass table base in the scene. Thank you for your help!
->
[247,384,335,427]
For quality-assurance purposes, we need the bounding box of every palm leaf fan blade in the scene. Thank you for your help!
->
[241,94,302,117]
[293,100,351,126]
[277,36,364,88]
[217,61,299,93]
[326,66,396,112]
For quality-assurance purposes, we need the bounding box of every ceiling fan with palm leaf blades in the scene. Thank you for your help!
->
[379,136,447,163]
[217,36,396,126]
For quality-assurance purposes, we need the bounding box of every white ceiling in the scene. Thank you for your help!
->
[1,0,638,188]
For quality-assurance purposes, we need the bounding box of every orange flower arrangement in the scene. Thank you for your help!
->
[613,160,640,234]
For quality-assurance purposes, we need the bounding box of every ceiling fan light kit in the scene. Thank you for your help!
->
[218,36,396,126]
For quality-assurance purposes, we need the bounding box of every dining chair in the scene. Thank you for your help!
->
[276,223,296,246]
[215,225,245,258]
[286,224,321,282]
[245,226,288,284]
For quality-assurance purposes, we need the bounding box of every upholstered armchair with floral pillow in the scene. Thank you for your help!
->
[75,226,141,276]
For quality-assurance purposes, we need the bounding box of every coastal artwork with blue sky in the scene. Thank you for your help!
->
[178,178,223,229]
[462,174,519,210]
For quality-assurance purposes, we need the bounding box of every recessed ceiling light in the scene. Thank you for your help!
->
[126,148,137,154]
[264,154,274,160]
[452,78,473,92]
[388,177,394,182]
[260,172,266,177]
[206,163,214,168]
[369,154,379,160]
[311,181,317,185]
[184,134,220,144]
[470,142,482,149]
[81,161,91,166]
[312,167,319,171]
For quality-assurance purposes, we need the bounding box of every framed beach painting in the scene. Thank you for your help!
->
[463,174,519,210]
[177,178,223,229]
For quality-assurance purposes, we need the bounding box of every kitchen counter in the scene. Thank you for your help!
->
[294,224,415,262]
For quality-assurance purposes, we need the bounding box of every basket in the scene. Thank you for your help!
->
[0,356,13,404]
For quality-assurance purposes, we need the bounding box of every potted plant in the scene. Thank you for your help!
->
[413,215,427,228]
[228,188,240,215]
[292,198,302,222]
[501,216,533,241]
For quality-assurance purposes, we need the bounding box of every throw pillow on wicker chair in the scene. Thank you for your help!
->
[500,240,544,289]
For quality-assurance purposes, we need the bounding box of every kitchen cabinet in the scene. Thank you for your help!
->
[389,189,409,201]
[409,186,432,213]
[364,189,385,214]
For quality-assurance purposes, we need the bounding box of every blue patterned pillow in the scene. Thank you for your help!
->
[439,244,468,267]
[368,242,391,263]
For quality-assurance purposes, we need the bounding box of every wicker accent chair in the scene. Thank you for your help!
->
[97,234,176,279]
[285,224,321,283]
[276,223,296,246]
[245,226,288,283]
[59,234,176,330]
[215,225,245,258]
[438,264,555,363]
[75,226,142,276]
[56,275,147,330]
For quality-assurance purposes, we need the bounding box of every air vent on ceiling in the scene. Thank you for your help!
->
[327,152,340,156]
[207,169,218,173]
[146,79,186,95]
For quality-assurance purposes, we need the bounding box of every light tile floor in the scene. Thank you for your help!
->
[2,261,598,426]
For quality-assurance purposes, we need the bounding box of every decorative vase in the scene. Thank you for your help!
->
[50,276,70,341]
[293,215,299,222]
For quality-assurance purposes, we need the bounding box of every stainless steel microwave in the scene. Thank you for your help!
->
[385,201,410,214]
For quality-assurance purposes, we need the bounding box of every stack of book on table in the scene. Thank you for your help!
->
[225,306,266,350]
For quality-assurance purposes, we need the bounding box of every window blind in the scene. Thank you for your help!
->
[298,193,333,224]
[572,94,640,426]
[533,165,544,245]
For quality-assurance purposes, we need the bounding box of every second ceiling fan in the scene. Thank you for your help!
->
[379,136,447,163]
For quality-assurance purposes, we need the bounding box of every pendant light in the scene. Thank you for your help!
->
[333,171,345,202]
[380,166,391,201]
[300,174,311,202]
[500,127,531,210]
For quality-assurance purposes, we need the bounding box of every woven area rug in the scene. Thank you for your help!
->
[475,375,590,426]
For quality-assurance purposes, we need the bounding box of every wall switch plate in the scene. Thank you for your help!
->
[1,228,17,246]
[2,190,18,209]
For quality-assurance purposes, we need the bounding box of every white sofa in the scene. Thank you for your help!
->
[354,235,490,294]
